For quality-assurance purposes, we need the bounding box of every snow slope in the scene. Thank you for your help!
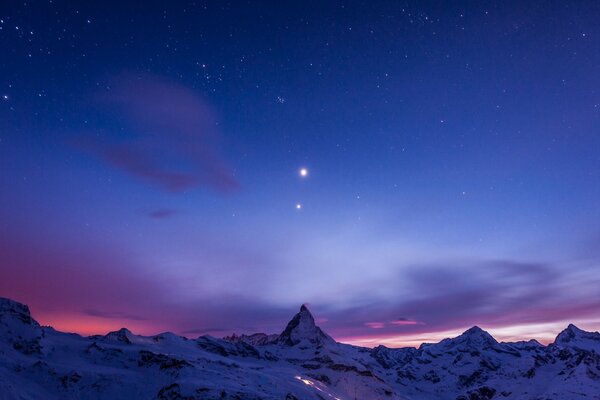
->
[1,297,599,399]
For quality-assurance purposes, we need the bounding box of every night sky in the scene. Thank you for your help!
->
[1,1,599,347]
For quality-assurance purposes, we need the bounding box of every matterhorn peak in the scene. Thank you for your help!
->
[277,304,334,347]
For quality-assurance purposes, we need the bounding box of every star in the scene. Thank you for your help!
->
[295,203,302,210]
[299,167,308,177]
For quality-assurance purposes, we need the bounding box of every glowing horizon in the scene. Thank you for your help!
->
[19,301,600,350]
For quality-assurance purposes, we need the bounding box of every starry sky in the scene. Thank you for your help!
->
[1,1,599,347]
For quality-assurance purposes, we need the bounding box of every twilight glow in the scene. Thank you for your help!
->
[1,1,599,348]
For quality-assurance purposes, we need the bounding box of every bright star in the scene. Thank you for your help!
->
[295,203,302,210]
[299,167,308,177]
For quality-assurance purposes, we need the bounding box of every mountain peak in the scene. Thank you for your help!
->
[445,326,497,348]
[464,325,485,334]
[554,324,600,350]
[463,326,496,342]
[462,325,493,336]
[0,297,39,326]
[556,324,584,342]
[277,304,334,347]
[103,328,134,344]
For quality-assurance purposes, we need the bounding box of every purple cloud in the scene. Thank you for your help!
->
[82,309,148,321]
[146,208,179,219]
[318,259,600,343]
[77,73,238,192]
[2,222,599,346]
[0,231,289,338]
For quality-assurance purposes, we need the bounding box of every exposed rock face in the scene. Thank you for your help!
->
[277,304,334,347]
[223,332,279,346]
[0,298,39,327]
[0,297,43,356]
[196,335,261,358]
[101,328,135,344]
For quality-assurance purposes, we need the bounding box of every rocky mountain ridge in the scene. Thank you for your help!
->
[1,297,599,399]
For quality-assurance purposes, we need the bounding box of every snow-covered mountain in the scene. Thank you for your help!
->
[1,297,599,399]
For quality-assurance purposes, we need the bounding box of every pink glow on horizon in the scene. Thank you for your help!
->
[337,320,600,348]
[30,309,179,337]
[35,314,144,337]
[19,303,600,348]
[337,328,471,348]
[364,320,423,330]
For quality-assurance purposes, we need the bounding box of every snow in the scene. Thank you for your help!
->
[554,323,600,352]
[1,298,599,399]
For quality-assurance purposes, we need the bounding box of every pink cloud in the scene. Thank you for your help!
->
[390,318,424,326]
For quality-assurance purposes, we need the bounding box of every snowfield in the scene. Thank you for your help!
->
[1,298,599,399]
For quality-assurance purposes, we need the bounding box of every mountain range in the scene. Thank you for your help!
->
[1,297,599,399]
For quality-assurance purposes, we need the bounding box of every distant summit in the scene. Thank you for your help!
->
[456,326,498,346]
[554,323,600,351]
[101,328,135,345]
[555,323,586,343]
[420,324,512,356]
[278,304,334,347]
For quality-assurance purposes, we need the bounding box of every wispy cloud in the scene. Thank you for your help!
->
[390,318,424,326]
[320,259,600,345]
[82,309,148,321]
[145,208,179,219]
[76,73,238,192]
[2,225,599,345]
